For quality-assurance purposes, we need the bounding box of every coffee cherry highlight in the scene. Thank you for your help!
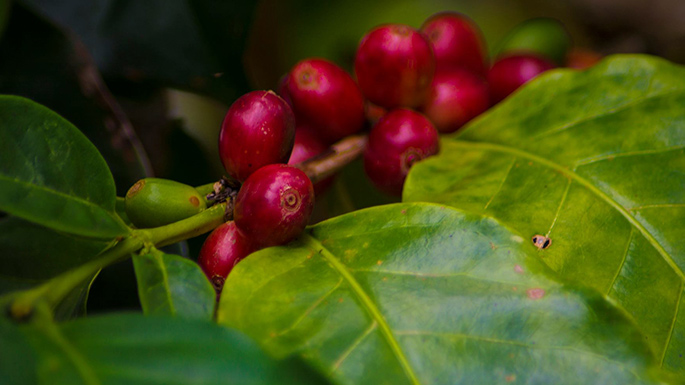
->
[488,53,555,103]
[422,68,490,133]
[219,90,296,181]
[198,221,255,294]
[364,109,440,196]
[421,12,488,76]
[234,164,315,248]
[286,58,365,144]
[354,24,435,109]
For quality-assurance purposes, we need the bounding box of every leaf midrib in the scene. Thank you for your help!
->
[449,139,681,281]
[0,174,125,237]
[303,234,421,385]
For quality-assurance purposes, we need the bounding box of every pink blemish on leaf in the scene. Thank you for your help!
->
[514,265,524,274]
[505,374,516,382]
[401,209,407,214]
[526,288,545,300]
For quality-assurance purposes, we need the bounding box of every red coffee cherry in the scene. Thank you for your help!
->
[422,68,490,133]
[364,109,440,196]
[354,24,435,109]
[234,164,315,248]
[488,53,556,103]
[218,90,296,181]
[421,12,488,76]
[286,58,365,143]
[288,126,334,196]
[198,221,255,293]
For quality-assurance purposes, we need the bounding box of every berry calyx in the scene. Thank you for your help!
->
[354,24,435,109]
[364,109,439,196]
[234,164,315,248]
[487,53,555,103]
[218,90,296,181]
[421,12,488,76]
[198,221,255,294]
[422,68,490,133]
[286,58,365,143]
[125,178,206,228]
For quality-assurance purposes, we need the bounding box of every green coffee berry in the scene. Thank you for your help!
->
[124,178,206,228]
[496,17,571,65]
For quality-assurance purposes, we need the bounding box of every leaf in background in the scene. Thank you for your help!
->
[0,4,151,196]
[133,249,215,320]
[19,0,257,103]
[219,204,659,384]
[0,96,128,238]
[0,317,38,385]
[404,55,685,377]
[17,313,329,385]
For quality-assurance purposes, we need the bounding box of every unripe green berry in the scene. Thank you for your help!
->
[497,17,571,65]
[124,178,206,228]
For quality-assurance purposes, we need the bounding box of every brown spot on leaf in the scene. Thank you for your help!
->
[514,265,524,274]
[377,260,383,265]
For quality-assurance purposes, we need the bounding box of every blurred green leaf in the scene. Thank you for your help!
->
[219,203,660,384]
[0,96,128,238]
[405,54,685,377]
[133,249,215,320]
[0,317,38,385]
[17,313,328,385]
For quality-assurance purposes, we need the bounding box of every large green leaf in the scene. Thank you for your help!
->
[133,249,215,320]
[219,203,660,384]
[0,96,128,238]
[14,313,328,385]
[404,55,685,376]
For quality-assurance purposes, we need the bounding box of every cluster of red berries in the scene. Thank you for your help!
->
[199,12,593,292]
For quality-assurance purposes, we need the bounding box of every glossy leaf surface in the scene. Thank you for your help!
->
[0,96,128,238]
[15,313,328,385]
[133,249,215,320]
[405,55,685,376]
[219,203,659,384]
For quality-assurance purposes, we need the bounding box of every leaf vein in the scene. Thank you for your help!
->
[303,234,422,385]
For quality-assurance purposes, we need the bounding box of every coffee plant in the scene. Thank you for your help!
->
[1,1,683,384]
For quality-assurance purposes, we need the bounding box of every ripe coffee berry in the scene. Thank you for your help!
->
[364,109,439,196]
[219,90,296,181]
[488,53,555,103]
[354,24,435,109]
[234,164,314,248]
[421,12,488,76]
[422,68,490,133]
[198,221,255,293]
[285,58,365,143]
[288,126,334,195]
